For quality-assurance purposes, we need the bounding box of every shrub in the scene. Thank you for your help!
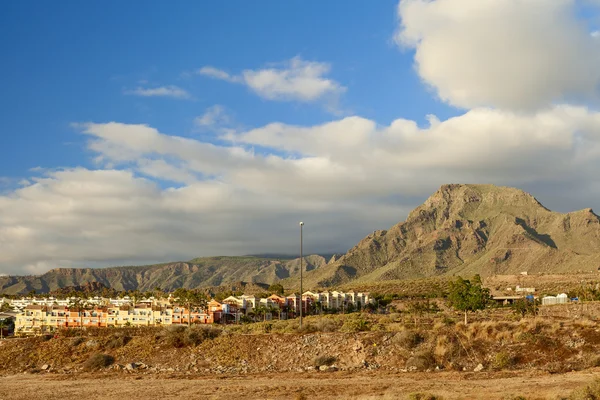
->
[40,334,53,341]
[313,355,337,367]
[406,350,436,371]
[408,393,443,400]
[83,353,114,371]
[183,326,221,347]
[105,333,131,349]
[70,337,85,347]
[341,316,370,333]
[493,351,516,370]
[395,330,425,349]
[312,318,339,332]
[164,325,221,348]
[568,378,600,400]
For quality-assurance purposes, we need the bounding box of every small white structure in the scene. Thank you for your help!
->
[515,286,535,293]
[542,293,569,305]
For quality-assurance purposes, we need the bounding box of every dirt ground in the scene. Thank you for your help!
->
[0,369,598,400]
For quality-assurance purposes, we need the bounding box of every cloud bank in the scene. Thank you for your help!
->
[2,0,600,275]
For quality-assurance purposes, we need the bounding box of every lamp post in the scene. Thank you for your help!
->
[299,221,304,329]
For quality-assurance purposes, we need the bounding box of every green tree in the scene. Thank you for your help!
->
[447,275,491,324]
[268,283,285,296]
[512,298,538,318]
[254,305,268,322]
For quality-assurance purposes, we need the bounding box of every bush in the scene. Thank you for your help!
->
[395,330,425,349]
[568,378,600,400]
[408,393,443,400]
[312,318,339,332]
[164,325,221,348]
[313,355,337,367]
[105,333,131,349]
[493,351,516,370]
[83,353,114,371]
[406,350,436,371]
[70,337,85,347]
[341,316,370,333]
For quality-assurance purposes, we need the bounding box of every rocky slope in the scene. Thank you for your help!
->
[0,255,327,295]
[293,184,600,288]
[3,184,600,294]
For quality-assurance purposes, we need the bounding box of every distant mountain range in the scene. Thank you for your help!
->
[2,184,600,295]
[0,255,329,295]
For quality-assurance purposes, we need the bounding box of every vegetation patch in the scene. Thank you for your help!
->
[313,355,337,368]
[83,353,114,371]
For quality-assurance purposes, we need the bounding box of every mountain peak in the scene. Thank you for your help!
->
[298,183,600,288]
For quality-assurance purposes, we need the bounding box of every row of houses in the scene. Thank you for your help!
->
[1,295,166,313]
[13,291,372,336]
[3,290,372,312]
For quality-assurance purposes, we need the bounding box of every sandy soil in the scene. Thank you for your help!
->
[0,369,598,400]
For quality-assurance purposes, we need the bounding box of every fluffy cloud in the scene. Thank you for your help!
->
[194,105,231,129]
[198,56,345,105]
[3,106,600,274]
[396,0,600,110]
[124,85,192,99]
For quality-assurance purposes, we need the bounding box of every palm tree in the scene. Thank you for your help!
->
[270,305,282,320]
[255,305,268,322]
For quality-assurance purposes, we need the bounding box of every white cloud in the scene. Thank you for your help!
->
[124,85,192,99]
[194,105,231,128]
[197,67,241,83]
[3,106,600,275]
[197,56,346,106]
[395,0,600,110]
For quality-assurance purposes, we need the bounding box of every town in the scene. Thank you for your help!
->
[1,290,373,336]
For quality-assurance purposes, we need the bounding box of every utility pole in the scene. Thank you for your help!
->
[299,221,304,329]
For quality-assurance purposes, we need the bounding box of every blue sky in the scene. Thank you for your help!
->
[0,1,457,182]
[2,1,600,275]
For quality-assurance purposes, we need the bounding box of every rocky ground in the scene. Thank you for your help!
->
[1,369,599,400]
[3,308,600,399]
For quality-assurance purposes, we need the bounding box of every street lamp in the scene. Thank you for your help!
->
[299,221,304,329]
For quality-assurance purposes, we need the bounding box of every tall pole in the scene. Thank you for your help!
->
[299,221,304,329]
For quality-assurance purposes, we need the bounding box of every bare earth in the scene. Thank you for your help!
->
[1,370,599,400]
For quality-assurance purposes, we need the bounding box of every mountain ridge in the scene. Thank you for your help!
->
[286,184,600,288]
[0,255,328,295]
[2,184,600,295]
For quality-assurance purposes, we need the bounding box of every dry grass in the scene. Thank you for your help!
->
[83,353,114,371]
[567,378,600,400]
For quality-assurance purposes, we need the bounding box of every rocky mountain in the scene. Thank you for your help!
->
[0,255,328,295]
[292,184,600,288]
[3,184,600,295]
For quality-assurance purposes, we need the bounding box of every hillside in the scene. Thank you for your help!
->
[4,184,600,295]
[291,184,600,288]
[0,255,327,295]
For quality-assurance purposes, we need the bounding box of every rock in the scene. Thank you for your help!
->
[125,363,137,371]
[41,365,50,371]
[474,363,484,372]
[319,365,329,371]
[328,365,338,372]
